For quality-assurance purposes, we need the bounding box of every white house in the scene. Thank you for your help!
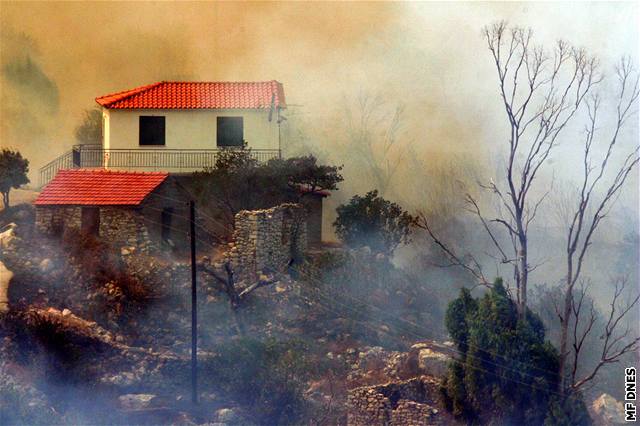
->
[37,80,330,244]
[96,81,286,154]
[39,81,286,183]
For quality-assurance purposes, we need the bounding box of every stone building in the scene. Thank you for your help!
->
[347,376,444,426]
[34,169,191,253]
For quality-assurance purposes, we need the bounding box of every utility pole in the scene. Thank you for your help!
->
[190,200,198,405]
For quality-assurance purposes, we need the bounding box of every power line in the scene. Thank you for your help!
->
[294,284,565,398]
[137,203,223,242]
[144,191,231,232]
[287,262,561,381]
[144,183,562,386]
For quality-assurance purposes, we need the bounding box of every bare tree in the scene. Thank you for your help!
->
[481,22,601,315]
[344,92,407,196]
[419,22,600,316]
[566,277,640,393]
[201,260,277,335]
[557,57,640,393]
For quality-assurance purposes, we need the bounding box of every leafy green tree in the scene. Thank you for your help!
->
[192,146,342,231]
[0,149,29,208]
[441,279,591,425]
[74,108,102,145]
[333,190,415,254]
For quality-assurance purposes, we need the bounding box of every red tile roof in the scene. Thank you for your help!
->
[96,81,286,109]
[35,169,168,206]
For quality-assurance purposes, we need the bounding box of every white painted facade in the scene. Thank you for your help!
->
[101,108,281,151]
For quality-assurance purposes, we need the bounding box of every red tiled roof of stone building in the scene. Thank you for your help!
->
[35,169,168,206]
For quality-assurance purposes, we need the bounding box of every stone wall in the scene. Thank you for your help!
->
[100,207,156,254]
[35,206,81,235]
[224,203,307,283]
[35,206,155,254]
[347,376,442,426]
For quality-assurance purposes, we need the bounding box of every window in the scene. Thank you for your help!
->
[217,117,243,147]
[139,116,165,146]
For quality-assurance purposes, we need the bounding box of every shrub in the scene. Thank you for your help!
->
[298,249,445,348]
[200,337,311,425]
[333,190,415,254]
[0,374,54,425]
[440,279,591,425]
[61,230,152,325]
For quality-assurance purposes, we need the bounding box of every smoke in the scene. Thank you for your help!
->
[0,3,638,417]
[0,29,59,167]
[1,0,636,323]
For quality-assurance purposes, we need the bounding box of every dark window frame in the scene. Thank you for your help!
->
[216,116,244,147]
[139,116,166,146]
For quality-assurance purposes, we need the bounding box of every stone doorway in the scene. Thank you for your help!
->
[81,207,100,236]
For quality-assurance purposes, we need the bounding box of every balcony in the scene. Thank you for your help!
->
[39,145,281,187]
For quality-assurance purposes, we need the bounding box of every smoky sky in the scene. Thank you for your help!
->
[1,1,638,216]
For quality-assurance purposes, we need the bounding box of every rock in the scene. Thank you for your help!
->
[416,348,449,377]
[215,408,240,423]
[39,258,53,273]
[591,393,625,425]
[0,223,17,249]
[200,392,218,403]
[62,309,72,317]
[0,365,55,420]
[118,393,158,410]
[0,261,13,313]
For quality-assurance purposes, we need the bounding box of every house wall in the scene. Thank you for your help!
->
[138,177,192,250]
[300,195,324,245]
[103,108,280,152]
[102,110,110,150]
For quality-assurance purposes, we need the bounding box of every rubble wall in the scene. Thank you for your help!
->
[225,203,307,283]
[100,207,155,254]
[35,206,155,253]
[35,206,81,235]
[347,377,440,426]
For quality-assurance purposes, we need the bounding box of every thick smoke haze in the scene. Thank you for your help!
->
[1,2,638,285]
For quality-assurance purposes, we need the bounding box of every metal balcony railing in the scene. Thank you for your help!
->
[39,145,281,187]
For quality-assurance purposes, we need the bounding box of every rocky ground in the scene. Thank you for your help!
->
[0,204,460,425]
[0,204,623,425]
